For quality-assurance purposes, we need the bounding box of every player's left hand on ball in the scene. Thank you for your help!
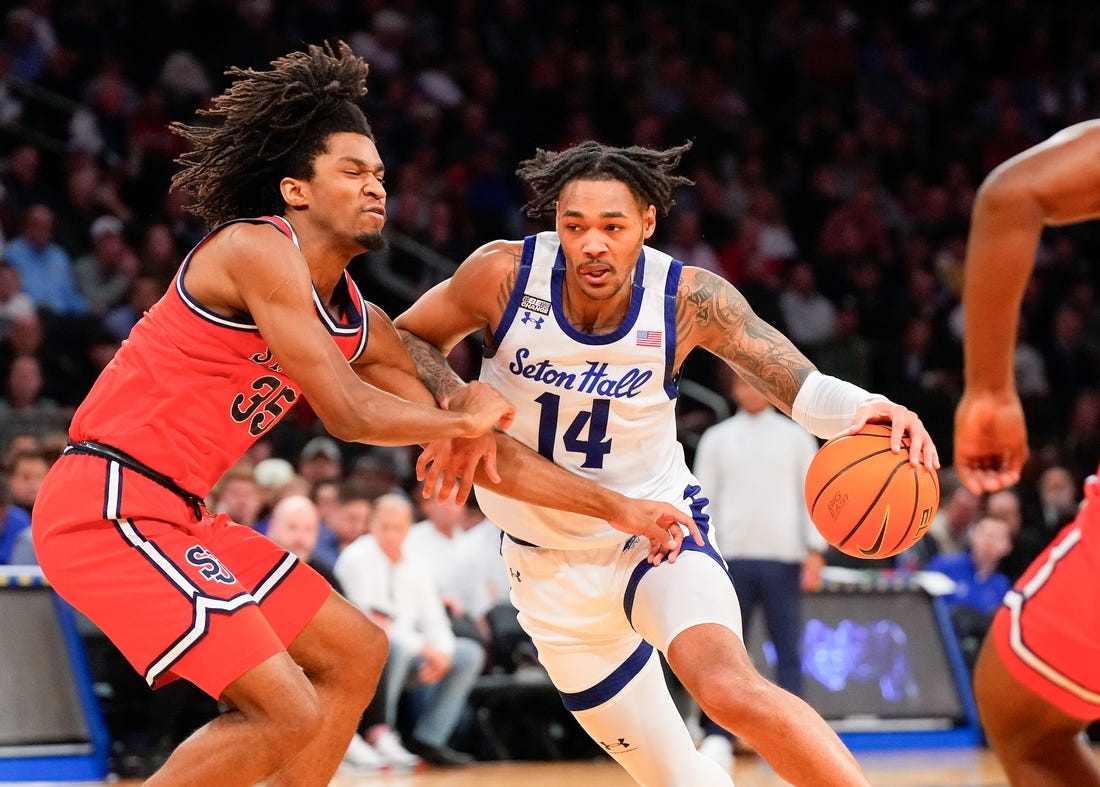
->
[849,399,940,470]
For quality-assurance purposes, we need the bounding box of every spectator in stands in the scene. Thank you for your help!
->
[319,478,374,563]
[1064,388,1100,487]
[812,297,872,389]
[925,515,1014,672]
[778,260,837,359]
[408,485,493,645]
[1043,305,1100,431]
[251,456,308,526]
[136,222,181,288]
[52,162,129,259]
[6,447,49,515]
[1,7,48,84]
[663,207,721,274]
[927,515,1014,615]
[4,203,87,315]
[0,474,31,564]
[0,354,56,410]
[72,215,139,317]
[102,275,160,341]
[1035,465,1080,533]
[335,494,485,768]
[347,447,410,500]
[0,145,49,227]
[297,435,344,486]
[208,465,264,531]
[0,260,35,339]
[311,478,341,534]
[928,468,982,556]
[266,494,337,583]
[1003,466,1080,584]
[0,355,69,447]
[306,477,342,568]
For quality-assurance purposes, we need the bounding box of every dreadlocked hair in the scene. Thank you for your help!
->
[170,41,372,227]
[516,140,695,218]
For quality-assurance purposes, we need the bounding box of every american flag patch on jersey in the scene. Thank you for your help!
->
[636,329,662,347]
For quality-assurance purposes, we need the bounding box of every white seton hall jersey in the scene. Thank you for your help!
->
[476,231,707,550]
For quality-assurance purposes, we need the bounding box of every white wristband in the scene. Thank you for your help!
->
[791,370,888,439]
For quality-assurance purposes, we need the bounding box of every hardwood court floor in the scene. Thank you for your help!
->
[97,745,1042,786]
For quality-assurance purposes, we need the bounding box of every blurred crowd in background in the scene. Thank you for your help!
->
[4,0,1100,479]
[3,0,1100,771]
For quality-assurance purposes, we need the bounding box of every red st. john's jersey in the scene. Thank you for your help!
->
[69,216,368,497]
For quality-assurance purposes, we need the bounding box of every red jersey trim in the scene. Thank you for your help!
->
[174,216,370,356]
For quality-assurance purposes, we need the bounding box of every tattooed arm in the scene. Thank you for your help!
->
[396,239,522,403]
[676,266,939,465]
[675,266,815,414]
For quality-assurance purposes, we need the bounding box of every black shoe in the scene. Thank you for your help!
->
[406,738,475,767]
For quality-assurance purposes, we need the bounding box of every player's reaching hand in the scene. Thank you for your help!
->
[415,382,513,504]
[606,499,704,566]
[847,399,940,470]
[417,432,498,506]
[446,379,515,436]
[954,389,1028,495]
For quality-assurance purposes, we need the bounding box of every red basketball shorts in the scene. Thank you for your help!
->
[988,477,1100,721]
[32,451,332,699]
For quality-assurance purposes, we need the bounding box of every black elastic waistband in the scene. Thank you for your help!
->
[64,440,205,518]
[507,533,542,548]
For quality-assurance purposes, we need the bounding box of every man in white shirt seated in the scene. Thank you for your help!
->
[335,494,485,767]
[406,484,494,642]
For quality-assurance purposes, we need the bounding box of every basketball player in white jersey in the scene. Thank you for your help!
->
[396,140,939,786]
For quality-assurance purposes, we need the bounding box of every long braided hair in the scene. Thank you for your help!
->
[170,41,372,227]
[516,140,695,218]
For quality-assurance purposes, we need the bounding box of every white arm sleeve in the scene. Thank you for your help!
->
[790,370,889,439]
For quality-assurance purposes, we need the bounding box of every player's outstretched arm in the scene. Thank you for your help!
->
[676,265,939,468]
[956,120,1100,493]
[207,223,511,446]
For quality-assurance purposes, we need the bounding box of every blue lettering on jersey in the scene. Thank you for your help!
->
[507,347,652,398]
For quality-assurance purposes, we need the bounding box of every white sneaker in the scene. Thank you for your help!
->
[371,728,421,770]
[341,733,385,773]
[698,733,735,774]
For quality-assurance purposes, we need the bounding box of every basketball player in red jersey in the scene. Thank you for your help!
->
[955,120,1100,785]
[31,44,697,787]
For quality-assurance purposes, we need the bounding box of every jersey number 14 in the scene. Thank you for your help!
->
[535,392,612,468]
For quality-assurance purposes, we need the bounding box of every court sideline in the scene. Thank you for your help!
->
[87,744,1050,786]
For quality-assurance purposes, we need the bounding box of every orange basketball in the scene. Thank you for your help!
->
[803,423,940,559]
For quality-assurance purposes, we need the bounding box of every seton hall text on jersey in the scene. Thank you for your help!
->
[507,347,653,398]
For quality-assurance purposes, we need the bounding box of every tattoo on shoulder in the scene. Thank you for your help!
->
[495,249,521,315]
[677,268,812,405]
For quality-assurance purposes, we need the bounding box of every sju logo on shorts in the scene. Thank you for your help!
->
[185,546,236,584]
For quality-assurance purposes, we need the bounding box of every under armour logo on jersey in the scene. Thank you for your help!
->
[186,546,236,584]
[509,568,522,583]
[600,737,635,752]
[521,311,544,329]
